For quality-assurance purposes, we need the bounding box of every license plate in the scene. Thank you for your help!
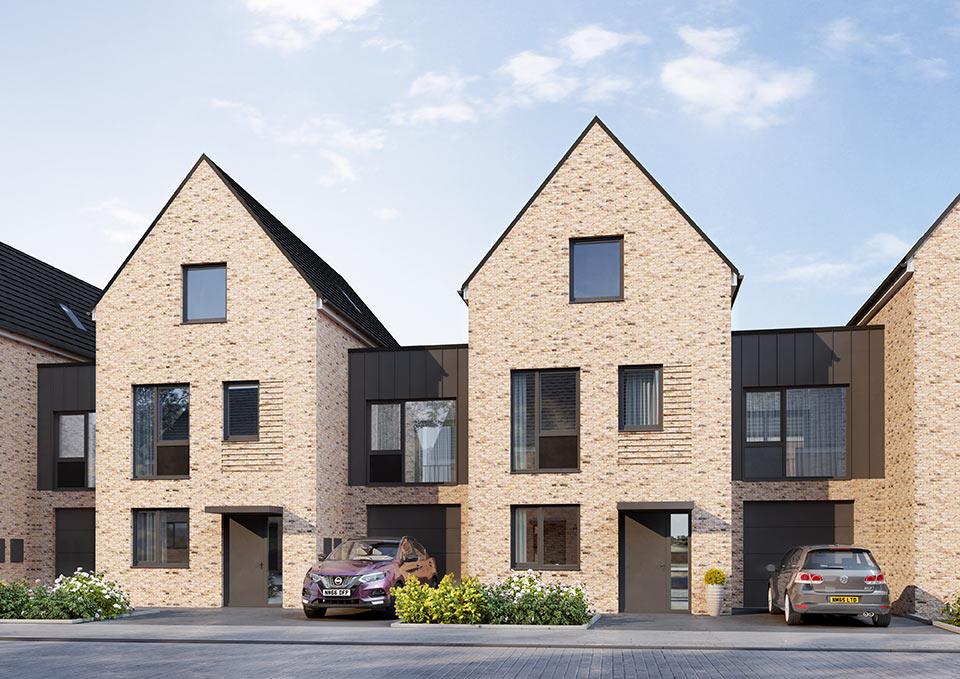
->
[322,589,351,597]
[829,596,859,604]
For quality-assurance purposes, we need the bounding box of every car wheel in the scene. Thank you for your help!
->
[768,585,780,614]
[303,606,326,619]
[872,612,891,627]
[784,594,802,626]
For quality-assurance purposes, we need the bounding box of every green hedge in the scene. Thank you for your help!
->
[394,572,592,625]
[943,593,960,626]
[0,570,132,620]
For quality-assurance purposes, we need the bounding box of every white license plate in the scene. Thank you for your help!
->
[322,589,351,597]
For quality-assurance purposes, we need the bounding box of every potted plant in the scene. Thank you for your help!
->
[704,568,727,616]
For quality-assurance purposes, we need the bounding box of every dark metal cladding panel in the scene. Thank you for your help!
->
[832,330,852,385]
[36,363,95,491]
[740,334,759,386]
[441,348,458,399]
[410,351,426,394]
[731,335,743,480]
[813,331,834,385]
[757,334,777,387]
[347,352,366,486]
[869,328,885,478]
[425,349,444,398]
[394,351,411,398]
[378,352,396,400]
[776,333,795,385]
[457,347,469,485]
[850,330,871,478]
[794,332,814,385]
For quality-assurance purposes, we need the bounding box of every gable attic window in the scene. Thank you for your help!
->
[59,303,86,331]
[570,237,623,302]
[183,264,226,323]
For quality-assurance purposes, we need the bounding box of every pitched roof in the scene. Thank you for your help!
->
[848,190,960,326]
[97,155,398,348]
[459,116,742,301]
[0,241,99,358]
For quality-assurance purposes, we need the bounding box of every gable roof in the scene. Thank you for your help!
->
[848,190,960,326]
[459,116,742,301]
[97,155,398,348]
[0,241,99,358]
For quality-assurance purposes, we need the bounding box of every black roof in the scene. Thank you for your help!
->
[97,155,397,348]
[0,241,99,358]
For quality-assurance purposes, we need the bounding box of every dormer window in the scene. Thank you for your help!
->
[183,264,226,323]
[570,236,623,302]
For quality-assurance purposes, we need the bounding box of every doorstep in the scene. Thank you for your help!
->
[390,613,601,630]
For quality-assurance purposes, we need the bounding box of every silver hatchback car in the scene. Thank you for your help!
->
[766,545,891,627]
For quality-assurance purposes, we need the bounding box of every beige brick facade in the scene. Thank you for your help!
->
[463,121,734,614]
[0,334,94,583]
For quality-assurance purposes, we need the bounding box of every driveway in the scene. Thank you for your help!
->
[112,607,394,627]
[593,611,939,634]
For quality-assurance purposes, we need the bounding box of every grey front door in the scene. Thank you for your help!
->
[227,516,268,607]
[55,508,95,577]
[620,511,690,613]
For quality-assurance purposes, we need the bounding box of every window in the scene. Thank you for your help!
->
[570,237,623,302]
[511,369,579,471]
[619,366,662,431]
[224,382,259,440]
[133,510,189,567]
[59,303,86,331]
[743,386,847,479]
[10,539,23,563]
[183,264,226,322]
[511,506,579,569]
[133,385,190,478]
[367,400,456,483]
[56,412,95,488]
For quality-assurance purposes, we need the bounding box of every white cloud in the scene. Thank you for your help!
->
[863,233,910,260]
[499,52,578,104]
[821,17,949,81]
[661,26,814,128]
[561,25,648,63]
[101,227,139,244]
[211,99,267,134]
[390,70,479,125]
[373,207,399,220]
[582,77,634,102]
[316,149,356,185]
[85,198,146,226]
[362,37,411,52]
[244,0,379,52]
[766,232,909,284]
[822,18,864,52]
[771,261,856,282]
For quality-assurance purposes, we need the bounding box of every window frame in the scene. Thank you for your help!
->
[55,410,95,489]
[131,509,190,568]
[510,505,581,571]
[510,368,580,474]
[569,236,624,303]
[182,263,227,324]
[742,385,851,481]
[365,398,458,486]
[132,384,191,480]
[618,365,663,432]
[223,381,260,442]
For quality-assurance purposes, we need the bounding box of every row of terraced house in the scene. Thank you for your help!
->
[2,117,958,617]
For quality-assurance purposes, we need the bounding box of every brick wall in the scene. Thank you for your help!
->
[464,122,733,613]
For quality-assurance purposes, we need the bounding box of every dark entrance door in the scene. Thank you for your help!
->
[620,511,690,613]
[55,508,95,577]
[226,515,282,607]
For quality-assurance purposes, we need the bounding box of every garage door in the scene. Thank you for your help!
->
[367,505,461,578]
[742,501,853,608]
[55,508,95,577]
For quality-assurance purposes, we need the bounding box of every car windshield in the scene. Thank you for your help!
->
[804,549,877,570]
[326,540,399,562]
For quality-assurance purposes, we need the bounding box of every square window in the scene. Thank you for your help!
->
[367,400,457,484]
[619,366,662,430]
[133,510,189,567]
[511,506,579,569]
[224,382,259,440]
[183,264,226,322]
[570,237,623,302]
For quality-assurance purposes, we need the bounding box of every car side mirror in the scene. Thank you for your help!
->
[765,563,776,573]
[317,553,326,562]
[403,554,418,563]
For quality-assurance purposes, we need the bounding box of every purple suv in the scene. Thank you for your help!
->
[302,537,438,618]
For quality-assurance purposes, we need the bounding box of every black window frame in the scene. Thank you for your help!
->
[55,410,95,489]
[132,509,190,568]
[510,368,580,473]
[618,365,663,432]
[223,381,260,442]
[365,398,458,486]
[182,263,227,324]
[510,505,581,571]
[569,236,624,303]
[743,385,851,481]
[132,384,191,480]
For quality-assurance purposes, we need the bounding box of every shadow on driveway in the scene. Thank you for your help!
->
[593,611,941,634]
[110,607,395,627]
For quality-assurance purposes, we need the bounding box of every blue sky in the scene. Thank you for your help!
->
[2,1,959,345]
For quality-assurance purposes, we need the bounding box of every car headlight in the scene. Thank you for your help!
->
[359,572,386,584]
[309,573,323,583]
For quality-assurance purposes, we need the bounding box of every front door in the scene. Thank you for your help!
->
[620,511,690,613]
[226,515,282,607]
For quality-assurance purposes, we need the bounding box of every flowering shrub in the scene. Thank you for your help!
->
[393,572,592,625]
[0,570,132,620]
[942,593,960,625]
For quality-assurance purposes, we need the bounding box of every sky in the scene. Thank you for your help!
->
[2,1,960,345]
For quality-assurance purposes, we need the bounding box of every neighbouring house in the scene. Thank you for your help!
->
[0,241,98,583]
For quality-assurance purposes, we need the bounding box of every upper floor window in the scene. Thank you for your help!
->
[183,264,226,323]
[56,412,95,488]
[133,385,190,478]
[744,386,847,479]
[570,236,623,302]
[511,369,579,472]
[224,382,259,441]
[619,366,662,431]
[368,400,456,484]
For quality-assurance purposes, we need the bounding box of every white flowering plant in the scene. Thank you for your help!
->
[0,570,132,620]
[485,572,592,625]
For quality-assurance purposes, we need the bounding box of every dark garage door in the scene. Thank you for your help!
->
[55,508,95,577]
[742,501,853,608]
[367,505,461,578]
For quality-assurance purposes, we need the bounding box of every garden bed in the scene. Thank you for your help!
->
[391,613,601,630]
[0,570,132,622]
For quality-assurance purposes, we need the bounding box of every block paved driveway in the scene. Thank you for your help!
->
[3,639,960,678]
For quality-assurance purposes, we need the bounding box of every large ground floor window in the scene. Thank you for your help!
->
[133,509,189,567]
[511,505,580,570]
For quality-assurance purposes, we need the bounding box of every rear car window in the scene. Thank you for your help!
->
[804,549,877,570]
